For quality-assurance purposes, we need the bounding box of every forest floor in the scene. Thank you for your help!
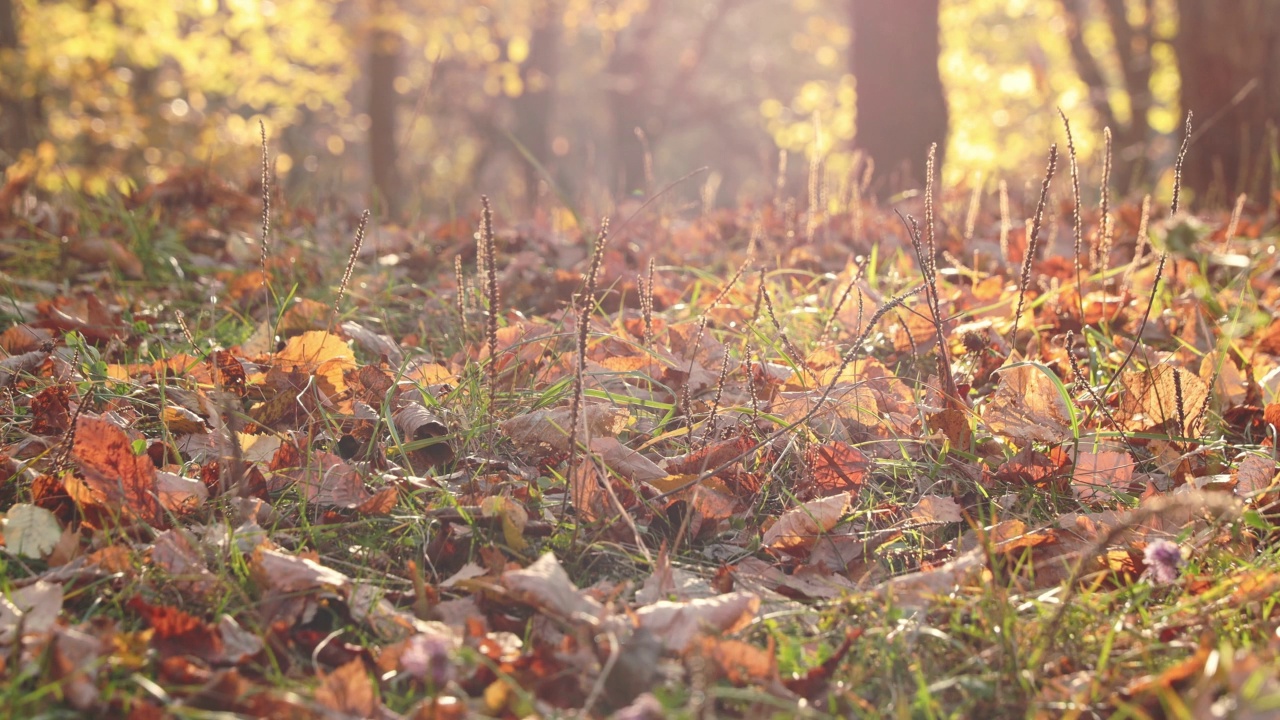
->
[2,147,1280,719]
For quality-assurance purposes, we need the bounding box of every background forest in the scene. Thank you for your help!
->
[5,2,1280,718]
[1,0,1276,216]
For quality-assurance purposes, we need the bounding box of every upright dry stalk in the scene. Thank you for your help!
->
[480,197,500,408]
[175,309,196,350]
[774,149,788,209]
[1064,330,1137,456]
[1010,145,1058,343]
[1095,126,1114,272]
[564,218,611,517]
[759,276,804,365]
[331,210,370,327]
[259,121,273,320]
[1118,194,1153,302]
[1171,111,1193,215]
[1096,252,1168,408]
[1059,110,1085,324]
[1226,193,1247,240]
[819,271,861,345]
[998,180,1011,263]
[454,254,467,336]
[744,343,761,420]
[700,350,732,450]
[641,257,655,347]
[963,172,983,244]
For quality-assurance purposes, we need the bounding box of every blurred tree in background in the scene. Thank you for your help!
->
[0,0,1273,215]
[849,0,947,194]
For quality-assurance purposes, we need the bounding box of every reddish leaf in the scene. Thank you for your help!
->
[72,416,165,527]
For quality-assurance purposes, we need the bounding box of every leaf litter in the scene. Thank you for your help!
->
[0,142,1279,716]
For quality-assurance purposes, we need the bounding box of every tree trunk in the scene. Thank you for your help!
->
[850,0,948,195]
[1176,0,1280,207]
[0,0,35,167]
[368,0,403,219]
[511,1,560,207]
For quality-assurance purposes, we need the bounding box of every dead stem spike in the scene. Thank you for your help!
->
[642,257,655,347]
[820,269,862,345]
[331,210,370,327]
[998,180,1011,264]
[759,272,804,366]
[1065,330,1137,457]
[1118,194,1153,306]
[1092,252,1169,416]
[1097,126,1114,272]
[1010,144,1058,343]
[1171,111,1193,215]
[963,172,982,244]
[259,120,273,323]
[454,254,467,336]
[563,218,610,518]
[700,349,732,450]
[1058,110,1085,326]
[481,196,500,409]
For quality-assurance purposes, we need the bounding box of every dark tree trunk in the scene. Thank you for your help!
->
[511,2,560,207]
[1059,0,1157,192]
[368,0,403,219]
[850,0,948,195]
[1176,0,1280,207]
[0,0,35,167]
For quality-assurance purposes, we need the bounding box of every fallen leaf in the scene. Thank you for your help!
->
[72,415,165,527]
[909,495,963,525]
[3,503,62,559]
[1073,447,1135,501]
[624,591,760,652]
[983,363,1074,444]
[501,552,604,621]
[501,404,628,456]
[316,659,378,717]
[762,492,851,551]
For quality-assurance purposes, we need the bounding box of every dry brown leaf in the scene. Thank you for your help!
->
[761,492,851,551]
[878,548,986,609]
[500,552,604,621]
[500,404,628,456]
[982,363,1073,443]
[1233,453,1277,498]
[72,415,165,527]
[910,495,963,525]
[273,330,356,397]
[151,530,218,594]
[1117,364,1209,436]
[50,626,104,709]
[252,548,351,594]
[590,437,666,483]
[625,591,760,652]
[1073,447,1135,501]
[316,659,378,718]
[0,580,63,644]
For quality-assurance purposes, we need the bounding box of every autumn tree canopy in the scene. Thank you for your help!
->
[0,0,1272,211]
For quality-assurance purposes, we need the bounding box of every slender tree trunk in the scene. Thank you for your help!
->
[0,0,35,167]
[849,0,948,195]
[511,1,560,207]
[1176,0,1280,207]
[368,0,403,219]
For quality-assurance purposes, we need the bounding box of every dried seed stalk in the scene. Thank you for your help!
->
[1010,145,1058,343]
[331,210,370,327]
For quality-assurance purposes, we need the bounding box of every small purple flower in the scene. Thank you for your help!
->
[400,632,454,686]
[1144,539,1185,585]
